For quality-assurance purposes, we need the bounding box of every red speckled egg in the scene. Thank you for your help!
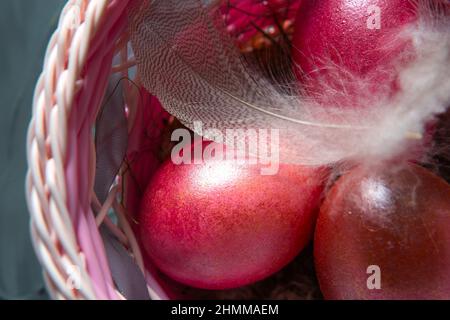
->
[315,163,450,299]
[138,142,325,289]
[292,0,418,101]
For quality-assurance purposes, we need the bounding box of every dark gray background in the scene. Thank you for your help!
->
[0,0,66,299]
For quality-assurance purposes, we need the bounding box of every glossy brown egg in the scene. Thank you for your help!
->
[315,163,450,299]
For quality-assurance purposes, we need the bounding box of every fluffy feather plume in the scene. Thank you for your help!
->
[128,0,450,166]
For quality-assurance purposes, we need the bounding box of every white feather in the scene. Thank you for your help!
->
[128,0,450,166]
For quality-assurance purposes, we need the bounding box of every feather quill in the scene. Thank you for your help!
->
[128,0,450,166]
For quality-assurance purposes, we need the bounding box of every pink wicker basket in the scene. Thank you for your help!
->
[26,0,158,300]
[26,0,303,300]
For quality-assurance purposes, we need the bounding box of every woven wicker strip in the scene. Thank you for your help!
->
[26,0,136,300]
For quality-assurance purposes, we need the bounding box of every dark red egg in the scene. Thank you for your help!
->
[315,163,450,299]
[138,142,325,289]
[292,0,418,103]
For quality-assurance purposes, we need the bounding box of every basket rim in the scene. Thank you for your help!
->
[26,0,139,300]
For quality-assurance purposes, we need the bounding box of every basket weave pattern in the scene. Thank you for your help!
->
[25,0,147,300]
